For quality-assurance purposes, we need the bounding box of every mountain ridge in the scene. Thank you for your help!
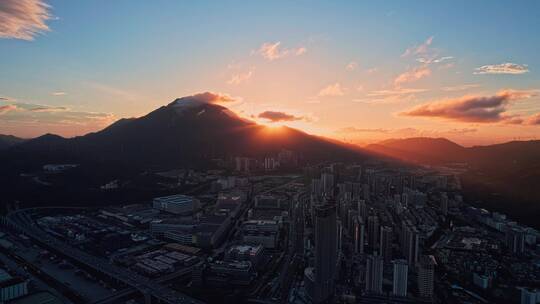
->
[1,98,366,171]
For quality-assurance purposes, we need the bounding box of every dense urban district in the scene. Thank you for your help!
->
[1,151,539,304]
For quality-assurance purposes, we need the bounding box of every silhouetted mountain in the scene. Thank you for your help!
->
[0,134,25,150]
[2,97,365,171]
[366,137,540,169]
[367,137,540,227]
[366,137,468,164]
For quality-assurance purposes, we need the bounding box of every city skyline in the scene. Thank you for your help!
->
[1,1,540,146]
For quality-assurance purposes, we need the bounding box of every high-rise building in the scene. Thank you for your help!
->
[506,227,526,255]
[362,184,370,201]
[521,288,538,304]
[417,256,435,299]
[440,192,448,216]
[235,157,251,172]
[305,201,338,303]
[401,221,420,266]
[357,199,367,220]
[337,219,343,252]
[367,215,380,249]
[312,178,322,198]
[365,254,383,294]
[353,216,365,254]
[321,172,335,197]
[392,259,408,297]
[380,226,393,262]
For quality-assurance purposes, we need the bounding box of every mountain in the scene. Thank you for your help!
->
[367,137,540,227]
[0,134,25,150]
[366,137,467,164]
[1,96,366,172]
[366,137,540,169]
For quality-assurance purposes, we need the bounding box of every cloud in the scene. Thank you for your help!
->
[394,66,431,85]
[474,63,529,75]
[401,36,434,57]
[417,56,453,64]
[0,101,116,137]
[0,104,18,114]
[346,61,358,71]
[368,88,428,96]
[337,126,477,136]
[0,0,52,40]
[29,106,67,112]
[400,89,537,123]
[366,67,378,74]
[258,111,304,122]
[526,113,540,125]
[337,127,390,134]
[227,70,253,85]
[353,88,427,105]
[295,47,307,56]
[84,81,140,101]
[176,92,237,105]
[441,84,480,92]
[51,91,67,96]
[318,83,345,97]
[401,36,453,69]
[255,42,307,61]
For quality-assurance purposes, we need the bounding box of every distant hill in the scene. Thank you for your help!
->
[367,137,467,164]
[0,134,25,150]
[367,137,540,227]
[366,137,540,171]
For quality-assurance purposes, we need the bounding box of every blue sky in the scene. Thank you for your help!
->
[1,1,539,145]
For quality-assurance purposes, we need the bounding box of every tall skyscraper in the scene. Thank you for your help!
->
[306,201,338,303]
[506,227,526,255]
[417,255,435,299]
[365,254,383,294]
[357,199,367,220]
[521,288,538,304]
[401,221,420,266]
[353,215,365,254]
[380,226,393,262]
[367,215,380,249]
[392,259,408,297]
[311,178,322,198]
[321,172,334,197]
[440,192,448,216]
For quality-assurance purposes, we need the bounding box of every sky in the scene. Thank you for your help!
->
[1,0,539,146]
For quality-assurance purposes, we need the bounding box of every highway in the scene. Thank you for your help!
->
[4,208,204,304]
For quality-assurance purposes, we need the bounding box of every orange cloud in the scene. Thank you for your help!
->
[346,61,358,71]
[394,66,431,85]
[526,113,540,125]
[318,83,345,97]
[172,92,237,106]
[227,70,253,85]
[255,42,307,60]
[401,36,434,57]
[400,89,537,123]
[0,0,52,40]
[0,101,115,138]
[258,110,304,122]
[0,104,18,114]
